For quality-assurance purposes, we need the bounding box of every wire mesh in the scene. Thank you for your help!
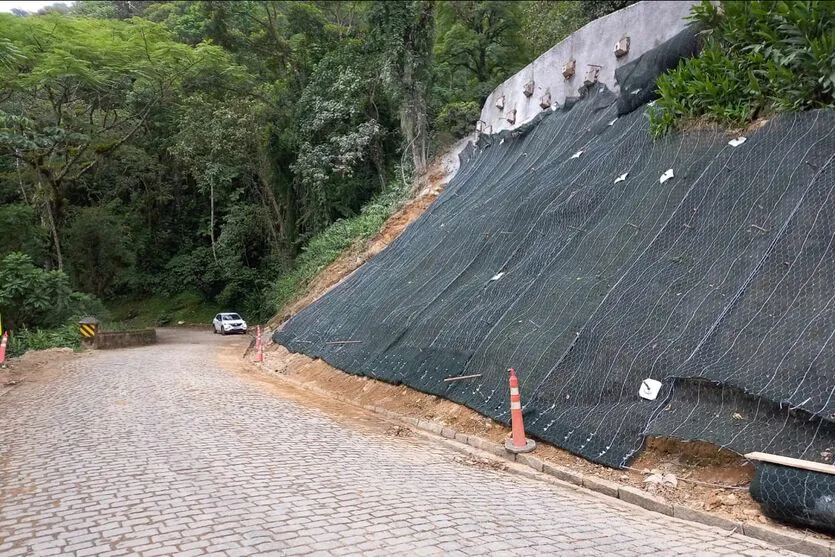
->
[750,462,835,533]
[273,86,835,470]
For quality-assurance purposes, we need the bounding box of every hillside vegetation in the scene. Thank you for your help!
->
[650,0,834,135]
[1,0,829,353]
[0,0,615,340]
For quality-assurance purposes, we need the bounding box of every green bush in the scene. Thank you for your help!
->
[270,178,410,313]
[580,0,638,20]
[650,1,835,137]
[0,252,104,331]
[435,101,481,139]
[6,324,81,358]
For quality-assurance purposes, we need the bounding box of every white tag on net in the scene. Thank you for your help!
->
[639,378,662,400]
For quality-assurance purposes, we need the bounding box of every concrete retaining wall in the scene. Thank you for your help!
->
[94,329,157,350]
[478,0,698,134]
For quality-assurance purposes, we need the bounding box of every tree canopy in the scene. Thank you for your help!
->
[0,1,605,326]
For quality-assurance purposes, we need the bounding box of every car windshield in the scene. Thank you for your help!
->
[223,314,242,321]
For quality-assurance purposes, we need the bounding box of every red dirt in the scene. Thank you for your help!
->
[0,348,86,394]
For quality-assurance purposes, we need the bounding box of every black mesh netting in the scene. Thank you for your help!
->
[750,463,835,533]
[274,85,835,470]
[614,25,702,116]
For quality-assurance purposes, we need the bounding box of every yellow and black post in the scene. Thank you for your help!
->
[78,317,99,341]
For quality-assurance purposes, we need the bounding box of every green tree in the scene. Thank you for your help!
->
[370,0,435,178]
[432,1,527,137]
[518,1,587,59]
[68,1,117,18]
[0,14,233,270]
[579,0,638,20]
[0,204,48,263]
[169,93,280,262]
[63,207,135,298]
[291,44,390,236]
[0,252,100,330]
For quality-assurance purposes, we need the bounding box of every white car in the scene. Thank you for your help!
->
[212,312,248,335]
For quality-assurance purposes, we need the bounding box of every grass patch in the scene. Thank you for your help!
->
[6,324,81,358]
[105,291,222,329]
[270,179,410,314]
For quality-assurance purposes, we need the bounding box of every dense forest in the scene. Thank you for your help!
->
[0,0,636,332]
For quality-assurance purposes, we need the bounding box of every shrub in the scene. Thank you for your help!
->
[435,101,481,139]
[580,0,638,20]
[0,252,104,331]
[270,178,410,314]
[6,324,81,358]
[156,311,173,326]
[650,1,835,137]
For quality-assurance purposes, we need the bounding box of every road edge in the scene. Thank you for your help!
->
[248,362,833,557]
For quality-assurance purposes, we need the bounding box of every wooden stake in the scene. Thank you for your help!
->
[325,340,363,345]
[745,452,835,476]
[444,373,483,382]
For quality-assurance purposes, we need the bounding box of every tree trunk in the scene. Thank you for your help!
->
[411,97,427,176]
[15,155,30,206]
[257,153,286,248]
[371,136,387,191]
[45,198,63,271]
[401,98,427,181]
[210,182,218,264]
[400,73,427,179]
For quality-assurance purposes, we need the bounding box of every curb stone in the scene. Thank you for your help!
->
[582,475,620,498]
[618,485,674,516]
[542,462,583,486]
[515,453,544,472]
[252,360,834,557]
[741,523,833,557]
[673,505,739,531]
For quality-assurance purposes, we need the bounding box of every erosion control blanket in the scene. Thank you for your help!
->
[275,88,835,469]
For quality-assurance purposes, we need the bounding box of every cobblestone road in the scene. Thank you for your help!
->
[0,330,803,557]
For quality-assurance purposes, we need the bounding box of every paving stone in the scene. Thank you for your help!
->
[0,330,806,557]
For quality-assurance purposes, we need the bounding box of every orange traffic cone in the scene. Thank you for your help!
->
[505,367,536,453]
[256,325,264,362]
[0,331,7,366]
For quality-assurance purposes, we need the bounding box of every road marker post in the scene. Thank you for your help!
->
[256,325,263,362]
[505,367,536,454]
[78,316,99,343]
[0,331,7,366]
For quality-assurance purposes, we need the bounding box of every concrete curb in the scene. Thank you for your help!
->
[94,329,156,349]
[254,363,834,557]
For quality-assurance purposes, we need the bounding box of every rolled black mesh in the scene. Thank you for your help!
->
[750,462,835,533]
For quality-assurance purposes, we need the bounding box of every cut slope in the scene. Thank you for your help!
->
[274,86,834,469]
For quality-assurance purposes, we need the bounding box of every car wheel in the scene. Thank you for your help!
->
[212,325,217,334]
[221,328,226,336]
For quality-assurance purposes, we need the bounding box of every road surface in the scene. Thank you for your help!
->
[0,329,802,556]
